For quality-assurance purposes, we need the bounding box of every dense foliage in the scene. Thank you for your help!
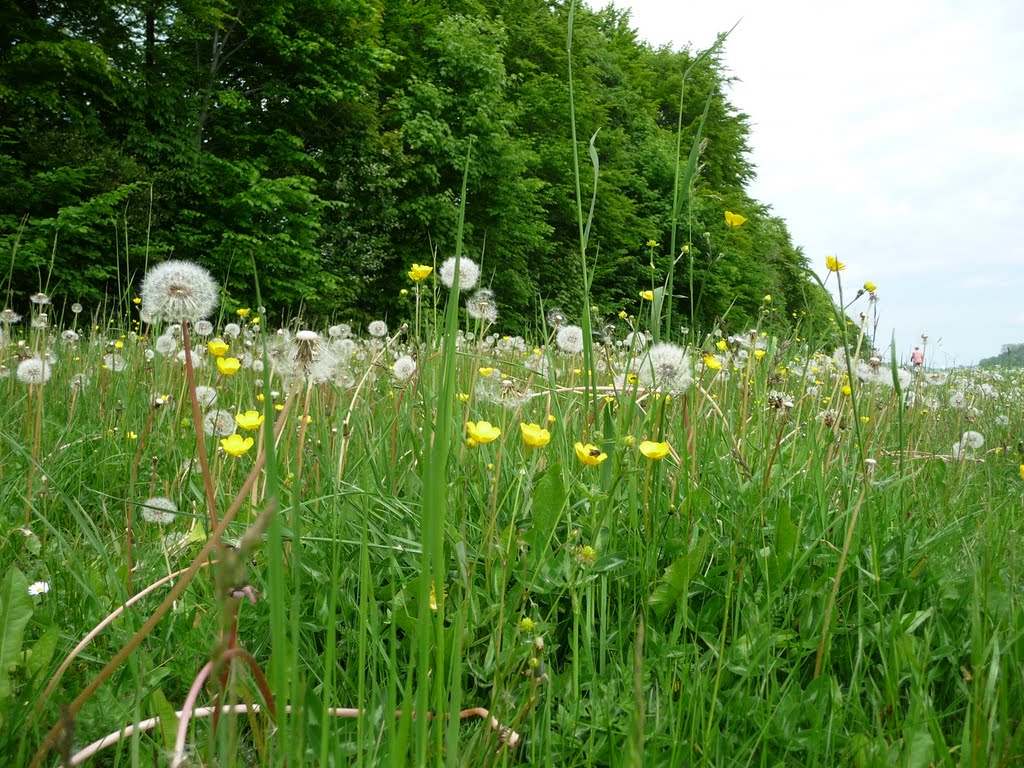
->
[980,343,1024,368]
[1,0,834,338]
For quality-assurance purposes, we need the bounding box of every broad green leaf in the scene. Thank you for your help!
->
[0,568,33,701]
[25,624,58,677]
[650,535,709,618]
[529,463,566,559]
[151,688,180,754]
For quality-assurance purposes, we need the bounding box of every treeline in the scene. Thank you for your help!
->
[1,0,836,338]
[979,344,1024,368]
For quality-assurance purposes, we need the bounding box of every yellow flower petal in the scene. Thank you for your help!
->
[217,356,241,376]
[519,422,551,448]
[220,434,254,457]
[724,211,747,227]
[638,440,671,460]
[574,442,608,466]
[235,410,265,431]
[408,263,433,281]
[466,420,501,444]
[207,340,229,357]
[825,255,847,272]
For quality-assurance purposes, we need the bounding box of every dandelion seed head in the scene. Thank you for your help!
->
[555,325,585,354]
[16,357,51,385]
[71,302,83,314]
[193,319,214,337]
[203,409,236,437]
[223,322,241,339]
[960,430,985,450]
[140,259,219,323]
[637,343,693,393]
[155,334,177,356]
[438,256,480,291]
[368,320,388,338]
[29,292,50,305]
[194,385,218,408]
[0,308,21,324]
[392,355,417,382]
[467,289,499,323]
[140,496,178,525]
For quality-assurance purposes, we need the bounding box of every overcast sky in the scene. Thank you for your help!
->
[610,0,1024,366]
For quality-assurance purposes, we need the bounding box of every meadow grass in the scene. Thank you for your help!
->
[1,270,1023,767]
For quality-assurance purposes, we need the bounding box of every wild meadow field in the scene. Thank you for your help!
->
[1,254,1023,768]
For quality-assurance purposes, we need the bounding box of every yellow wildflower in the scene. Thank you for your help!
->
[638,440,671,460]
[754,349,767,360]
[207,340,229,357]
[478,367,494,377]
[639,290,654,301]
[466,420,501,445]
[236,308,251,318]
[217,356,241,376]
[825,255,846,272]
[704,355,722,371]
[408,263,433,281]
[574,442,608,467]
[724,211,747,227]
[235,410,265,431]
[841,385,852,396]
[221,434,254,457]
[520,422,551,448]
[864,281,877,292]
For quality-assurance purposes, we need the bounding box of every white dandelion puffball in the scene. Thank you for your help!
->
[16,357,51,385]
[368,320,388,338]
[140,259,219,323]
[638,342,694,393]
[555,325,585,354]
[155,334,177,355]
[203,409,235,437]
[140,496,178,525]
[959,430,985,450]
[438,256,480,291]
[392,355,417,381]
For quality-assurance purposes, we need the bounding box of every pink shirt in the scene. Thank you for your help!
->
[911,349,924,365]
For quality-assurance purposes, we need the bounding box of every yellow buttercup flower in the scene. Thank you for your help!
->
[639,290,654,301]
[217,356,241,376]
[520,422,551,448]
[841,384,852,396]
[478,367,494,377]
[207,340,229,357]
[638,440,671,460]
[864,281,877,292]
[825,255,846,272]
[754,349,767,359]
[724,211,747,227]
[235,410,265,431]
[646,239,660,248]
[1019,464,1024,481]
[704,355,722,371]
[221,434,254,457]
[408,263,433,281]
[574,442,608,467]
[763,294,772,303]
[466,420,501,444]
[716,339,728,351]
[236,308,251,318]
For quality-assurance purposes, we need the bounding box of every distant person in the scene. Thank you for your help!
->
[911,346,924,368]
